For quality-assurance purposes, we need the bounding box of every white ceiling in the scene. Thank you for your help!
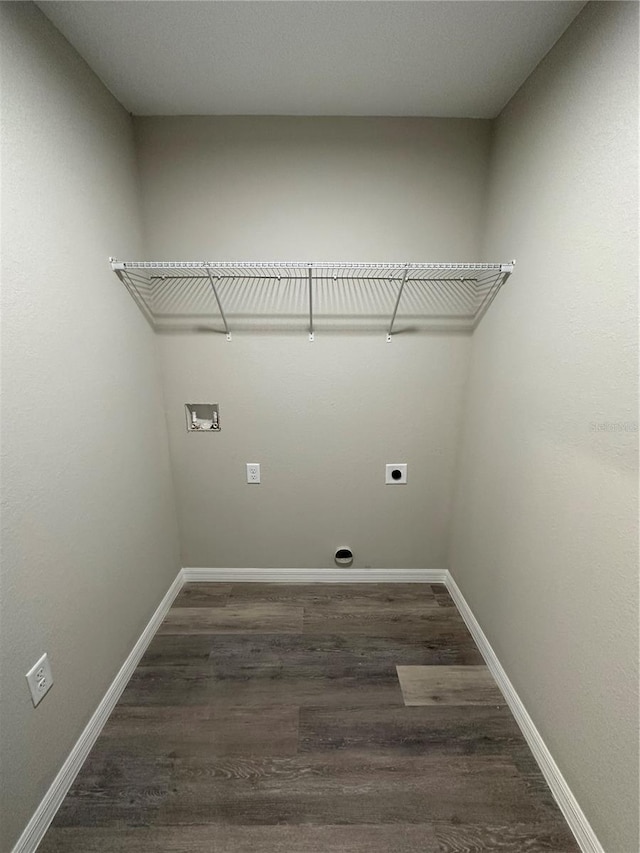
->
[38,1,585,118]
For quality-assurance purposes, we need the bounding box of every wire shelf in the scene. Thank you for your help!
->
[110,260,514,340]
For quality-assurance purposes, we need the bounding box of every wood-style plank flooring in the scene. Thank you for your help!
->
[38,583,579,852]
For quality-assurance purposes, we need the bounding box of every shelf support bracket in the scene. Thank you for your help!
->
[206,268,231,341]
[472,260,516,329]
[386,265,409,341]
[113,266,156,331]
[308,264,314,341]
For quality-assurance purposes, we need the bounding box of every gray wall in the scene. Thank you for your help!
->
[135,116,492,568]
[449,3,639,850]
[3,5,638,851]
[0,5,181,850]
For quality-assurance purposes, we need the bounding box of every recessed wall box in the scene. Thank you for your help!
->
[185,403,220,432]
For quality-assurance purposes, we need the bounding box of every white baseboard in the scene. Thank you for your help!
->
[11,566,443,851]
[13,565,602,853]
[11,570,184,853]
[182,567,447,583]
[445,572,604,853]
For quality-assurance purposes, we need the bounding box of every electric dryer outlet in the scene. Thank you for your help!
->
[385,463,408,484]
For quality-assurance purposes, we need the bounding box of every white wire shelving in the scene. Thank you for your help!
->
[110,259,515,340]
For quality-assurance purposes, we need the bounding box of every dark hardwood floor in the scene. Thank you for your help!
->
[38,583,579,852]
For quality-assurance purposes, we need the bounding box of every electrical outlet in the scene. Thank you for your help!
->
[26,653,54,707]
[246,463,261,484]
[385,463,408,484]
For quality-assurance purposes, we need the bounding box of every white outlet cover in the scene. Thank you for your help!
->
[246,462,261,484]
[26,653,54,707]
[385,463,408,484]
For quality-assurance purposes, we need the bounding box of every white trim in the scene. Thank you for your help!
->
[445,571,604,853]
[181,567,447,583]
[12,566,443,851]
[11,570,184,853]
[13,565,602,853]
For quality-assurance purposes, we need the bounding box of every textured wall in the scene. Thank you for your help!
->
[449,3,639,850]
[134,116,492,568]
[0,5,181,850]
[4,5,637,850]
